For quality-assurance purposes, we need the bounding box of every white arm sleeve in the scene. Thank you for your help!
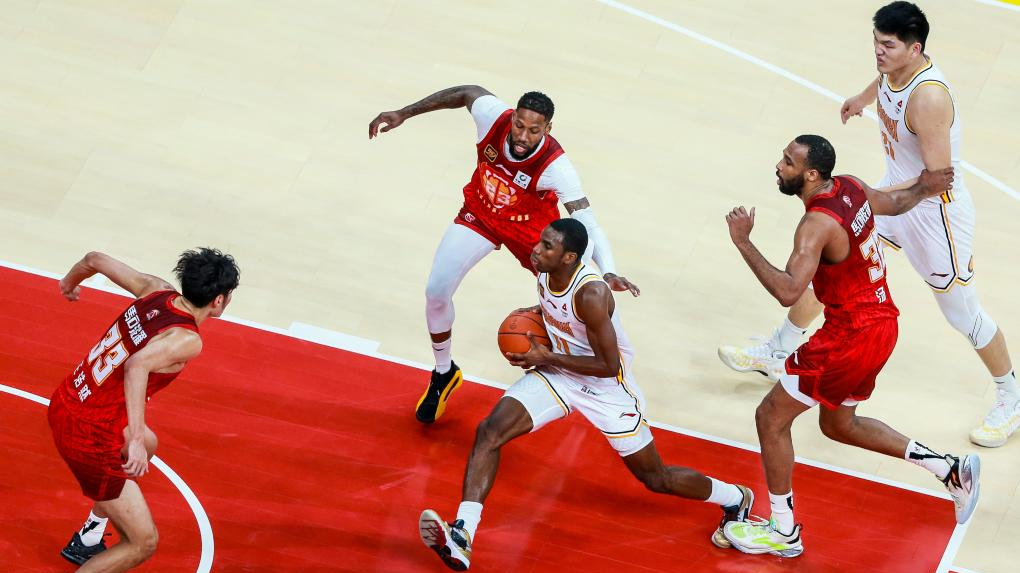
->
[569,207,617,276]
[469,95,512,143]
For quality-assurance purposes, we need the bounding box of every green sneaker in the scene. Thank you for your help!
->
[711,484,757,549]
[723,518,803,558]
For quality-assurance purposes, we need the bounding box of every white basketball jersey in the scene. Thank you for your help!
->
[877,58,965,203]
[536,262,633,385]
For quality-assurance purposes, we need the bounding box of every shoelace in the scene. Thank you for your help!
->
[983,388,1020,426]
[741,334,778,360]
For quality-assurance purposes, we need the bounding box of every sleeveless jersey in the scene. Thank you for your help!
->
[877,58,965,203]
[806,176,900,328]
[463,109,564,228]
[536,262,633,385]
[55,290,199,428]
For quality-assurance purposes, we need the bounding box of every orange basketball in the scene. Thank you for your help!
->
[497,309,551,357]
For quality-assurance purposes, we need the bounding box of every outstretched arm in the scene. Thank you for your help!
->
[563,197,640,297]
[851,168,954,217]
[726,207,834,307]
[368,85,493,138]
[506,281,621,378]
[59,252,173,301]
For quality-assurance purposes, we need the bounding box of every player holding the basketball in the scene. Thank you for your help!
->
[721,136,978,557]
[418,219,752,570]
[369,86,639,425]
[718,1,1019,448]
[49,249,239,571]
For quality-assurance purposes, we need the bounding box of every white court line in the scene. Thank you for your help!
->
[975,0,1020,13]
[594,0,1020,203]
[2,258,969,571]
[0,384,214,573]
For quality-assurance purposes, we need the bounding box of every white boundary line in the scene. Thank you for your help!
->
[0,384,215,573]
[2,258,969,570]
[593,0,1020,204]
[975,0,1020,13]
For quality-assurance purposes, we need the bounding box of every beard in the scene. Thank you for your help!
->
[507,137,536,160]
[777,171,804,196]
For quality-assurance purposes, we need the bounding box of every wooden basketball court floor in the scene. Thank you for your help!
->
[0,1,1018,572]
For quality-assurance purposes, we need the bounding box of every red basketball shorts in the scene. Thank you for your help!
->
[454,205,544,273]
[783,317,899,409]
[48,392,128,502]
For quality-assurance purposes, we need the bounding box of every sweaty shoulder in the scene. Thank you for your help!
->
[470,95,512,143]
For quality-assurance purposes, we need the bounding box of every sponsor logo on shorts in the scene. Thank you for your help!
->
[618,412,637,418]
[483,145,498,162]
[930,272,950,278]
[464,212,476,223]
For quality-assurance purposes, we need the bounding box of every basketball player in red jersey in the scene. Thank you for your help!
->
[49,249,239,571]
[369,86,639,425]
[720,136,978,557]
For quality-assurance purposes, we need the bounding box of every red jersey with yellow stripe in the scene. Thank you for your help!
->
[462,109,564,243]
[53,290,199,430]
[807,176,900,329]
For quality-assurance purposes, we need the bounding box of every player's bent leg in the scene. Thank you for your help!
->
[717,290,818,381]
[417,224,497,424]
[420,394,540,571]
[76,480,158,573]
[933,285,1020,446]
[817,404,909,458]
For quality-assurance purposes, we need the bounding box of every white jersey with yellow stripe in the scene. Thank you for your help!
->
[536,262,634,386]
[876,58,966,204]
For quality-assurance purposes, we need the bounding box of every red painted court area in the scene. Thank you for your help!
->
[1,266,958,572]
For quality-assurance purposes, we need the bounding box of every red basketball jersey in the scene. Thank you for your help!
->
[807,176,899,328]
[463,109,564,229]
[54,290,199,428]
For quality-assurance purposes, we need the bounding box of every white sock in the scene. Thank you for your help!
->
[79,511,108,547]
[994,370,1019,400]
[705,478,744,507]
[768,491,795,535]
[772,318,807,354]
[456,501,483,541]
[904,440,951,481]
[432,338,452,375]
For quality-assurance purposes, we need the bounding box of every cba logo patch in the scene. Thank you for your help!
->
[483,145,498,163]
[842,195,852,207]
[146,309,160,320]
[513,171,532,188]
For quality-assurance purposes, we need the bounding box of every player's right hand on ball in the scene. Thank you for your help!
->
[515,305,541,315]
[59,278,80,302]
[368,111,405,138]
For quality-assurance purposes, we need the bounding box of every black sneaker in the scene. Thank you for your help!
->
[419,509,472,571]
[61,532,107,565]
[415,362,463,424]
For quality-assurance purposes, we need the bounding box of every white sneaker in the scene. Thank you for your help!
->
[969,388,1020,448]
[419,509,472,571]
[942,455,981,524]
[723,518,803,558]
[718,332,789,382]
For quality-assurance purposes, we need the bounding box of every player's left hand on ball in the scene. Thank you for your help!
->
[506,333,550,368]
[604,274,640,297]
[59,278,80,302]
[725,206,755,243]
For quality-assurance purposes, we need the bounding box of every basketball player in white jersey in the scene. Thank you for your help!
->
[417,219,752,571]
[718,2,1018,447]
[369,86,639,426]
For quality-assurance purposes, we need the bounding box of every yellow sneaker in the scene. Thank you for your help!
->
[969,388,1020,448]
[415,362,463,424]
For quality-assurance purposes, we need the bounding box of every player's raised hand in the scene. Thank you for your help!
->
[917,167,955,197]
[368,111,405,138]
[506,332,552,369]
[840,94,867,124]
[725,206,756,244]
[604,274,640,297]
[59,277,81,302]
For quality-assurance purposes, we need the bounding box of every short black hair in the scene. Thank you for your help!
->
[517,91,554,121]
[549,218,588,258]
[173,247,240,307]
[794,135,836,180]
[874,1,929,52]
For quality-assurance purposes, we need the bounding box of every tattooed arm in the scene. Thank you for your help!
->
[369,85,494,138]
